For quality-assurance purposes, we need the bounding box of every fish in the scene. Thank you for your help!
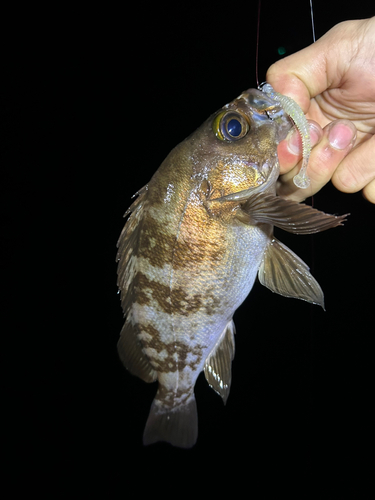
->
[116,87,346,448]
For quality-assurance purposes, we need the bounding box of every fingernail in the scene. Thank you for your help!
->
[328,120,357,150]
[308,122,323,146]
[287,122,322,155]
[287,128,302,155]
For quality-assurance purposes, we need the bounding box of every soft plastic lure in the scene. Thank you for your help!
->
[260,83,311,189]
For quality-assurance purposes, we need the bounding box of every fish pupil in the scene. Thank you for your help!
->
[227,118,242,137]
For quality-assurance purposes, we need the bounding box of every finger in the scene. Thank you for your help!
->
[266,20,368,108]
[277,119,357,202]
[265,35,332,112]
[277,120,323,175]
[363,179,375,204]
[332,134,375,202]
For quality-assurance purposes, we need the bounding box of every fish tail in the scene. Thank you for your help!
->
[143,390,198,448]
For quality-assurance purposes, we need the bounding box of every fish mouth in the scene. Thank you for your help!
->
[232,88,294,142]
[240,88,277,109]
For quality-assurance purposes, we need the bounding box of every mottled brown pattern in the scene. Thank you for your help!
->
[134,271,221,316]
[133,271,170,311]
[138,214,176,269]
[138,321,205,374]
[116,88,297,447]
[155,384,193,408]
[140,322,160,338]
[136,193,232,273]
[172,200,229,270]
[132,271,158,307]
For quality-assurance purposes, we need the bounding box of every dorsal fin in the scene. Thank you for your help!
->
[116,185,157,382]
[116,185,148,316]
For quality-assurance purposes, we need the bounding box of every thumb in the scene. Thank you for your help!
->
[265,20,360,112]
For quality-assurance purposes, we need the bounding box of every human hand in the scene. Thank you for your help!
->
[266,17,375,203]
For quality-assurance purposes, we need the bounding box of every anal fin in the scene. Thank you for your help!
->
[258,237,325,308]
[204,320,236,404]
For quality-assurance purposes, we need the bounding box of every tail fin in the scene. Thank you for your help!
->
[143,393,198,448]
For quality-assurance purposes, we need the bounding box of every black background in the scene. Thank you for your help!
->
[2,1,374,496]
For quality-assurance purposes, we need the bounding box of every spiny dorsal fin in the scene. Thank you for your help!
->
[116,185,148,316]
[258,237,324,308]
[204,320,236,404]
[116,185,157,383]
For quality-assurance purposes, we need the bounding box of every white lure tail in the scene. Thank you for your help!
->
[261,83,311,189]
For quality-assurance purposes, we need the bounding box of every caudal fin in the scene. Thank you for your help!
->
[143,394,198,448]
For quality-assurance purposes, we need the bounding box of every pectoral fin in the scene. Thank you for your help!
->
[238,192,348,234]
[204,320,235,404]
[258,237,324,308]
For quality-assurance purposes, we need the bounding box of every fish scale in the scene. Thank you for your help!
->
[116,87,347,448]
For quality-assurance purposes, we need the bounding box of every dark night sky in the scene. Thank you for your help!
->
[2,1,374,495]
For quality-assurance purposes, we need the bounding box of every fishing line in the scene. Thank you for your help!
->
[255,0,261,87]
[308,1,316,462]
[255,2,318,459]
[310,0,316,208]
[310,0,316,43]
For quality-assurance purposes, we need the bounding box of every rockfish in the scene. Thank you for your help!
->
[116,88,346,448]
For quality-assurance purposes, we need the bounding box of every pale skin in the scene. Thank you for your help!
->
[267,17,375,203]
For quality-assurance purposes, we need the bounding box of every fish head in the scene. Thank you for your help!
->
[186,88,294,199]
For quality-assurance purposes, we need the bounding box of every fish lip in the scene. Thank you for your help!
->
[232,88,294,141]
[237,88,278,109]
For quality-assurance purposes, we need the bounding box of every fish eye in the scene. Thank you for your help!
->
[227,118,242,137]
[213,111,250,141]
